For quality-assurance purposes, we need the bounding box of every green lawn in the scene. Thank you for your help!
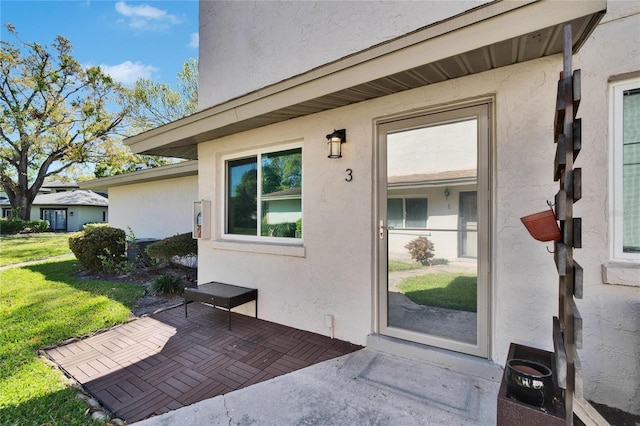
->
[0,233,73,266]
[388,260,424,272]
[397,272,477,312]
[0,259,144,425]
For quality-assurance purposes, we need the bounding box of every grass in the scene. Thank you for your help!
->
[0,259,145,425]
[397,272,477,312]
[0,233,73,266]
[388,260,423,272]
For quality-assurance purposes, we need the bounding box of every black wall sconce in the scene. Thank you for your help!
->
[444,188,450,200]
[326,129,346,158]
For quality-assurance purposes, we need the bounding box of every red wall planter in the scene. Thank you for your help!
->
[521,208,561,242]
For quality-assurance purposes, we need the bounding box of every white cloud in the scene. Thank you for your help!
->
[99,61,158,85]
[115,1,182,30]
[189,32,199,49]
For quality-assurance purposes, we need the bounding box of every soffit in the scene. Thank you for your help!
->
[127,0,606,159]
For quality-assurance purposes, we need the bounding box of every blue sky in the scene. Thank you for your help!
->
[1,0,198,87]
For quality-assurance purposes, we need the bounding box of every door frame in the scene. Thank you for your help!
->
[373,98,493,358]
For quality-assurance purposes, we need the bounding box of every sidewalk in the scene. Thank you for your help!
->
[0,253,75,270]
[134,337,503,425]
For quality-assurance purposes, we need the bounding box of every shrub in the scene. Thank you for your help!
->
[149,274,182,295]
[405,236,435,266]
[1,218,28,234]
[83,223,108,231]
[68,226,126,271]
[261,222,297,237]
[24,220,50,233]
[0,218,50,234]
[98,248,136,273]
[146,233,197,263]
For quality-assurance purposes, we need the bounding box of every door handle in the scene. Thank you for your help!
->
[379,220,385,240]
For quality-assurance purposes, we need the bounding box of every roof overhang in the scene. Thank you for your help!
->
[126,0,606,160]
[79,160,198,190]
[389,169,478,189]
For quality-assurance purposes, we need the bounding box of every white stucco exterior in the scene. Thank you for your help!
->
[189,1,640,415]
[198,0,490,108]
[108,175,198,240]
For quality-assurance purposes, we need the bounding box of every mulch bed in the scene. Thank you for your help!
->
[73,263,196,316]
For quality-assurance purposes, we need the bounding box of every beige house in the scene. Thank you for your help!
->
[82,160,198,240]
[93,1,639,415]
[1,181,108,232]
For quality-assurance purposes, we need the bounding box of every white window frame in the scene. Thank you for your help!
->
[221,142,303,245]
[610,78,640,261]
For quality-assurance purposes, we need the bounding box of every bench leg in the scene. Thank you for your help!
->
[185,298,188,318]
[227,308,231,330]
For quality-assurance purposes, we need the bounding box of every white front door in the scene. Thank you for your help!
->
[377,102,492,358]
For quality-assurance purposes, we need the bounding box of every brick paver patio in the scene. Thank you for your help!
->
[45,302,362,423]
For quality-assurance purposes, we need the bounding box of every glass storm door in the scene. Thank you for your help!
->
[377,103,491,357]
[42,209,67,231]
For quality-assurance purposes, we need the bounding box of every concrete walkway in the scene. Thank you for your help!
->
[0,253,75,270]
[134,336,503,426]
[387,262,478,344]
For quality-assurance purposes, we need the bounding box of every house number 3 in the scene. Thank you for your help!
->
[345,169,353,182]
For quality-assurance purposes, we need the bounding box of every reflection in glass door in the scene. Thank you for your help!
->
[378,103,490,357]
[459,192,478,258]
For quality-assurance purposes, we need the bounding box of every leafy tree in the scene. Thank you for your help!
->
[232,168,258,230]
[126,57,197,133]
[261,149,301,194]
[0,25,132,219]
[91,58,198,177]
[92,143,172,178]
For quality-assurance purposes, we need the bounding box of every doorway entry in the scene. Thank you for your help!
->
[377,102,491,357]
[42,209,67,231]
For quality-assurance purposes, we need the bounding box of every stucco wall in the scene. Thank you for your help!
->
[198,0,489,108]
[388,184,477,261]
[108,175,198,240]
[196,1,639,415]
[70,206,107,231]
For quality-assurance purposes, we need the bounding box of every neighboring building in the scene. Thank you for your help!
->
[95,1,638,415]
[40,180,82,193]
[1,181,108,232]
[80,160,198,240]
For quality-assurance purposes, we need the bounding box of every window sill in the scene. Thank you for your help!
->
[602,261,640,287]
[210,239,306,258]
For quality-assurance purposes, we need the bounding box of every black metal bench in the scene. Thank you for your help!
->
[184,282,258,330]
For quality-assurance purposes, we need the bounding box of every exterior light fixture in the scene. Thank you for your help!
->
[444,188,450,199]
[326,129,346,158]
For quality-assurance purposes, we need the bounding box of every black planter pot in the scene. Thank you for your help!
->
[505,359,554,407]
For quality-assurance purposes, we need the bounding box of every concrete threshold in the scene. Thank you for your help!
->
[134,336,503,425]
[366,334,503,383]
